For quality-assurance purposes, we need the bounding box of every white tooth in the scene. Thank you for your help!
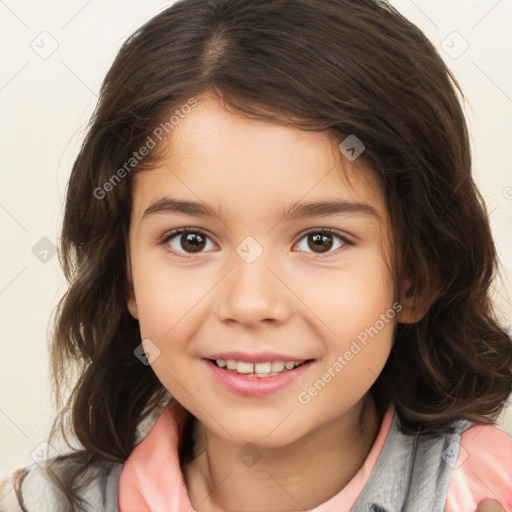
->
[284,361,296,370]
[255,362,272,374]
[226,360,237,370]
[256,373,271,378]
[271,361,285,372]
[216,359,226,367]
[236,361,254,374]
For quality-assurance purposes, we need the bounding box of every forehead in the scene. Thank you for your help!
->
[131,97,386,221]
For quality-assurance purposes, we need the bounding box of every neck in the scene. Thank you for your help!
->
[182,392,382,512]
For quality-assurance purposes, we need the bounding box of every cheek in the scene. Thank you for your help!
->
[294,249,395,388]
[132,257,205,338]
[339,274,395,349]
[133,270,204,397]
[295,249,395,339]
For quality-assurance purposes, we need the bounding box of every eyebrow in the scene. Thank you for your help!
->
[142,197,380,222]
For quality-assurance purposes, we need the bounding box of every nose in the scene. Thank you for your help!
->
[215,249,292,327]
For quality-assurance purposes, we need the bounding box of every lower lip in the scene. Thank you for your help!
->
[203,359,314,397]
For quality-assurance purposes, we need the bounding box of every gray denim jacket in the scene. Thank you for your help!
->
[0,409,473,512]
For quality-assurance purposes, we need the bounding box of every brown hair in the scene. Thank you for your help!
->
[35,0,512,509]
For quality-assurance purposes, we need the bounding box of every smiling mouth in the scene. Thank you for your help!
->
[207,358,315,377]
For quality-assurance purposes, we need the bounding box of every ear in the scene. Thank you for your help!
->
[396,275,439,324]
[126,247,139,320]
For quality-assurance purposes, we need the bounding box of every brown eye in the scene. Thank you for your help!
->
[179,232,206,253]
[162,228,214,255]
[295,229,349,257]
[307,233,334,253]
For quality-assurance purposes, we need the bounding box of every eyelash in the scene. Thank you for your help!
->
[159,227,353,259]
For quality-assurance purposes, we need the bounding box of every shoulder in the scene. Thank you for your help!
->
[0,461,76,512]
[0,466,29,512]
[446,421,512,512]
[0,458,124,512]
[0,398,171,512]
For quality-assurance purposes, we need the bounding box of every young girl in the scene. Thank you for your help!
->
[1,0,511,511]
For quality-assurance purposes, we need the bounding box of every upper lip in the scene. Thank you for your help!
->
[204,351,314,364]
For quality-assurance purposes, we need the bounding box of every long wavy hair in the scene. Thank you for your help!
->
[32,0,512,508]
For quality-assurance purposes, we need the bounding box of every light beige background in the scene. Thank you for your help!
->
[0,0,511,478]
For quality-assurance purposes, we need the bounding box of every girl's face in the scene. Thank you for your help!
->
[127,96,405,448]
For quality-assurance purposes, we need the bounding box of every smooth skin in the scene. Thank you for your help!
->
[126,95,504,512]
